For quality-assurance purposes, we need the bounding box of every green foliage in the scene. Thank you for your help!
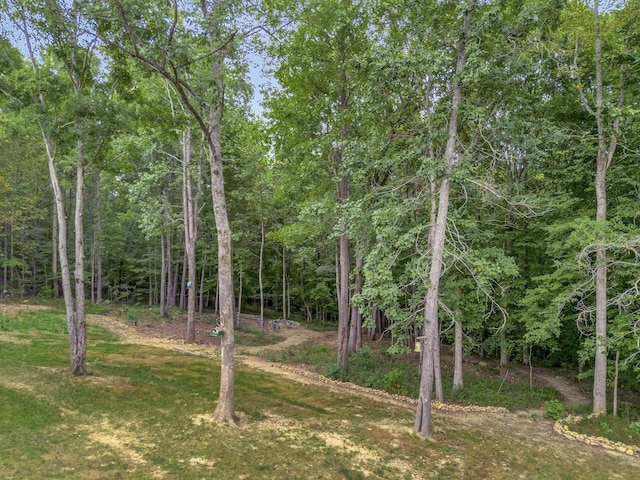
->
[36,286,54,299]
[447,373,558,412]
[570,415,640,447]
[0,0,639,407]
[380,368,409,396]
[325,363,347,382]
[234,326,284,347]
[544,399,564,420]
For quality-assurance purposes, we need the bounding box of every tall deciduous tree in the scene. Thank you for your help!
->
[11,0,102,374]
[415,0,475,438]
[90,0,247,423]
[265,0,373,372]
[562,0,635,414]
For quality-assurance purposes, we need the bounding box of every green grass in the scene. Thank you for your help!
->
[1,305,639,479]
[234,325,285,346]
[568,415,640,446]
[266,343,558,411]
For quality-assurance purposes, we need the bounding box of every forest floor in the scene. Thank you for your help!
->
[2,303,639,478]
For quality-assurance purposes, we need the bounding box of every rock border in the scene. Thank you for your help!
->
[279,363,510,414]
[554,415,640,458]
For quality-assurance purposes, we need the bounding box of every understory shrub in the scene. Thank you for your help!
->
[544,399,564,420]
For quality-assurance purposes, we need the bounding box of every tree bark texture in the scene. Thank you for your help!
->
[94,171,103,303]
[282,247,287,321]
[337,175,350,372]
[45,134,83,374]
[160,232,168,317]
[182,128,198,344]
[589,0,622,415]
[52,200,58,298]
[349,248,364,352]
[453,316,464,392]
[415,1,472,437]
[206,51,237,425]
[72,131,87,375]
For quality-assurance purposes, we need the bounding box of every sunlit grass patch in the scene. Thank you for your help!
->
[1,304,639,479]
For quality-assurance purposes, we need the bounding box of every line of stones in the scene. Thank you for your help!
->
[554,415,640,458]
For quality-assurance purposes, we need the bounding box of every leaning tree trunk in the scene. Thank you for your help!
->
[45,134,82,374]
[415,1,472,437]
[415,175,453,437]
[22,9,87,374]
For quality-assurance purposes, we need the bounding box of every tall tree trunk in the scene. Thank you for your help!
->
[236,263,242,326]
[52,202,58,298]
[349,248,364,352]
[337,175,350,372]
[588,0,622,415]
[419,175,444,397]
[160,233,168,317]
[106,0,238,425]
[282,247,287,321]
[206,51,237,426]
[183,128,198,344]
[72,129,87,375]
[94,171,102,302]
[23,8,87,375]
[199,250,206,313]
[259,217,265,330]
[415,1,472,437]
[453,315,464,392]
[45,134,80,373]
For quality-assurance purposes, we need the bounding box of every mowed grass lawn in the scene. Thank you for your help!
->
[1,306,639,479]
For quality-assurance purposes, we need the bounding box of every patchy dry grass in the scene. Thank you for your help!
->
[1,304,639,479]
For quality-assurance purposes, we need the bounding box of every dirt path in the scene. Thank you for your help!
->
[534,370,590,407]
[3,304,639,472]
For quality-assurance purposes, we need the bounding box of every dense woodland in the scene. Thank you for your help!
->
[1,0,639,436]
